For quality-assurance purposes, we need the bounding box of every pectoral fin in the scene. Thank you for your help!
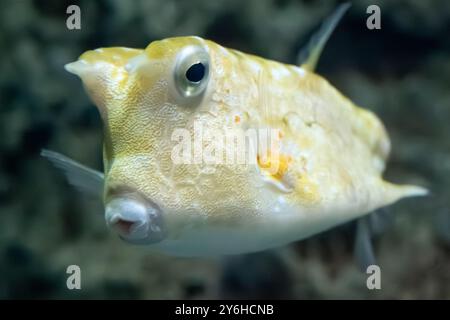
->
[41,149,104,199]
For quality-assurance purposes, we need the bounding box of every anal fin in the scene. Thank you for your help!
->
[354,208,392,271]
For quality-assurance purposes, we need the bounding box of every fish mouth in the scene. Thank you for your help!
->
[105,190,166,245]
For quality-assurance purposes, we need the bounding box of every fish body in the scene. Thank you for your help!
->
[44,5,426,258]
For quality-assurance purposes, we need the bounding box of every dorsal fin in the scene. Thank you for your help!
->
[297,3,351,71]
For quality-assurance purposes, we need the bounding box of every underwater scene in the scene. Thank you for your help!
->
[0,0,449,300]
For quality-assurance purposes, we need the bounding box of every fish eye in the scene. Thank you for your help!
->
[174,46,210,98]
[185,62,205,83]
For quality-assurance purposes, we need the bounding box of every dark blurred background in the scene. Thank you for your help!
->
[0,0,449,299]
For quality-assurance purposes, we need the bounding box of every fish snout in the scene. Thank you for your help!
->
[105,195,166,245]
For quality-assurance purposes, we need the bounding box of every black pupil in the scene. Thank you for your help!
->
[185,62,205,83]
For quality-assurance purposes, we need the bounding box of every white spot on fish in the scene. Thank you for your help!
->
[192,36,204,43]
[114,70,126,81]
[271,66,290,80]
[292,66,306,77]
[125,54,147,73]
[246,59,261,73]
[219,46,229,56]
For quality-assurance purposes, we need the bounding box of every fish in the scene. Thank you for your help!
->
[42,3,427,266]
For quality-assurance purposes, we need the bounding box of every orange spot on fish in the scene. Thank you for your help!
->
[257,153,292,180]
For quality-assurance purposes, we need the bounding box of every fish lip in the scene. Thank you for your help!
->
[105,188,166,245]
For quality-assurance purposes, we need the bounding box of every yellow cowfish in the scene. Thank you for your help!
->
[43,4,426,266]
